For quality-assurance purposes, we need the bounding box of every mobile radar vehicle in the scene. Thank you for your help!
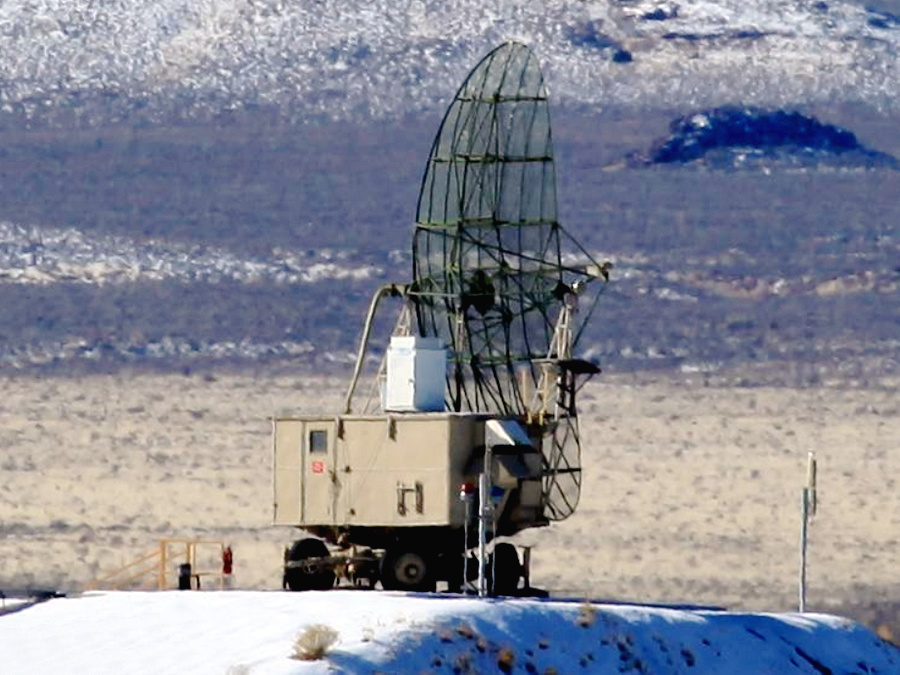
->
[272,42,608,595]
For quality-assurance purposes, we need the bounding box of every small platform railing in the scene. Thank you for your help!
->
[86,538,229,591]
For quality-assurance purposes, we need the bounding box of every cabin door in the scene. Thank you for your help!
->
[301,422,336,524]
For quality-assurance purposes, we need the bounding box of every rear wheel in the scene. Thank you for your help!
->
[380,549,436,593]
[284,538,335,591]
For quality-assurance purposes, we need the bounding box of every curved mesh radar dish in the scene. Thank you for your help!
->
[410,42,605,520]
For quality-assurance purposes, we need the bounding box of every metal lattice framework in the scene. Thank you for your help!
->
[409,42,606,519]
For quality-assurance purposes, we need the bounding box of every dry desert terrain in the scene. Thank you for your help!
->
[1,368,898,627]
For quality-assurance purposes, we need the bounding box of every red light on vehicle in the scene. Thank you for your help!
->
[458,482,477,500]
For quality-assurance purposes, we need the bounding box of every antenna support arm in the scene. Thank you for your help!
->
[343,283,408,414]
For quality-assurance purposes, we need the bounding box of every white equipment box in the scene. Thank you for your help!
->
[384,336,446,412]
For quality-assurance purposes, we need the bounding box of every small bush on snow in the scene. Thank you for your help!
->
[497,647,515,673]
[291,624,339,661]
[576,601,597,628]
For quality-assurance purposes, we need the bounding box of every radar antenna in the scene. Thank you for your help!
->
[409,42,608,520]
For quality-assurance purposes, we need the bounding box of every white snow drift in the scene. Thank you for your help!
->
[1,590,897,674]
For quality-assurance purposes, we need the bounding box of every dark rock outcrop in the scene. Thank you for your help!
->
[630,106,898,170]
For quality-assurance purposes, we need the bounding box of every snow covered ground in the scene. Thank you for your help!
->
[1,590,897,674]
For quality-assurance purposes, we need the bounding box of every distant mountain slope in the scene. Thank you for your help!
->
[0,0,899,126]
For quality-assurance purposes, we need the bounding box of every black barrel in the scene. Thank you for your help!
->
[178,563,192,590]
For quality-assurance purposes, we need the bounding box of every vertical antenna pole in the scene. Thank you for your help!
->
[478,471,487,597]
[799,487,808,613]
[807,451,817,517]
[463,497,469,593]
[478,444,493,598]
[799,452,817,613]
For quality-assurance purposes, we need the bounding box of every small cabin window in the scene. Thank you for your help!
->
[308,430,328,454]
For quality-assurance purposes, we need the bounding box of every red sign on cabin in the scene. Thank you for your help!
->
[311,460,325,474]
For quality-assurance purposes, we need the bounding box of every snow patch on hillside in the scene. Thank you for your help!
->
[0,222,381,286]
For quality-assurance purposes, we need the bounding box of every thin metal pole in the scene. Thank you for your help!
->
[806,452,817,517]
[462,493,472,594]
[478,472,488,597]
[478,443,493,598]
[798,452,817,613]
[799,487,809,612]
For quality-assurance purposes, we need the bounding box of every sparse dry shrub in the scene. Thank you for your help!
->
[291,624,339,661]
[576,601,597,628]
[876,623,896,644]
[497,648,515,673]
[456,622,476,639]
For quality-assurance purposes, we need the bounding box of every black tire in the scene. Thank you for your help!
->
[380,549,436,593]
[284,538,335,592]
[489,543,522,596]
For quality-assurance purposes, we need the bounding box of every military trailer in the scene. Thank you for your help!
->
[273,411,544,592]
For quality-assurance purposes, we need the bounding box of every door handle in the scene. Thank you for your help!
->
[396,482,424,515]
